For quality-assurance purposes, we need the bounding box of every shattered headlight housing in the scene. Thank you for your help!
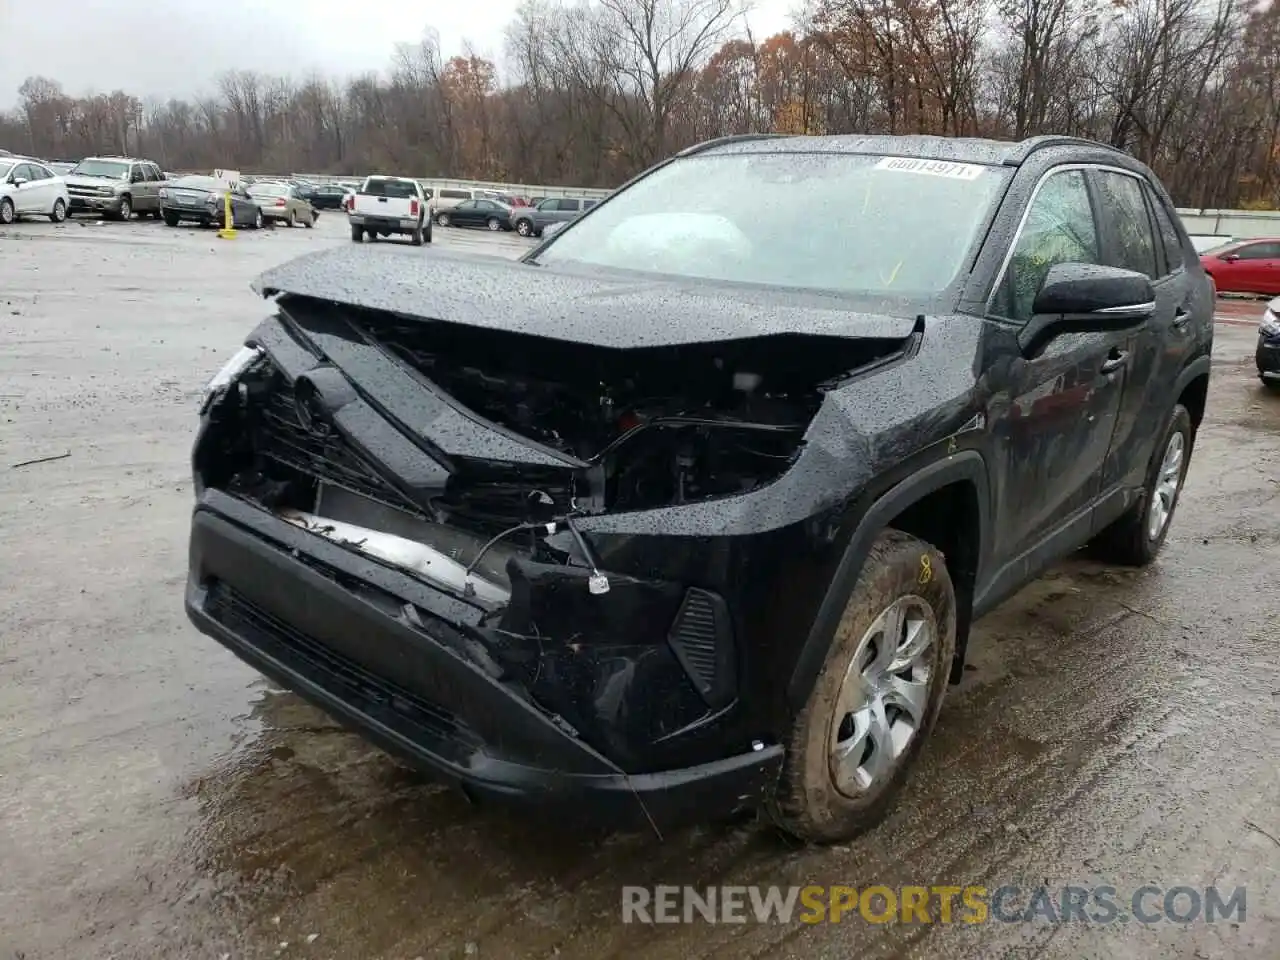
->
[199,345,262,414]
[1260,307,1280,338]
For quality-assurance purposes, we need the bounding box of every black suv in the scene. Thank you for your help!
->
[185,135,1213,842]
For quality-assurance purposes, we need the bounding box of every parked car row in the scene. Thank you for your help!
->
[429,194,600,236]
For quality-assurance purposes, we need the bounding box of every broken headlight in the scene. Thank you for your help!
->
[199,345,262,414]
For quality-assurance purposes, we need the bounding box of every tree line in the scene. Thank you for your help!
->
[2,0,1276,208]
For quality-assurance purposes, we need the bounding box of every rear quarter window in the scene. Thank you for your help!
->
[440,189,471,200]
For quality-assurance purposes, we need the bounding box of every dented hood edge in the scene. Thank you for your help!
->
[251,245,922,349]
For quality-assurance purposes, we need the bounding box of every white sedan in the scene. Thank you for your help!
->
[0,158,70,224]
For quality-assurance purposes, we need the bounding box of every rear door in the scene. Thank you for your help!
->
[1089,168,1179,500]
[552,198,581,222]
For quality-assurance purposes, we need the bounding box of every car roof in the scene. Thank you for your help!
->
[686,133,1139,169]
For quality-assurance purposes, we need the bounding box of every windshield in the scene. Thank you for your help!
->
[535,152,1009,296]
[72,159,130,179]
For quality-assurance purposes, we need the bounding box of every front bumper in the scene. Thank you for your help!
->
[68,193,123,213]
[163,202,220,222]
[1258,334,1280,380]
[186,489,783,828]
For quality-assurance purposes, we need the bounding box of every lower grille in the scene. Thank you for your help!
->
[205,579,466,740]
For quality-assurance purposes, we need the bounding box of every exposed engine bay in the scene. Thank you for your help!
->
[352,314,902,513]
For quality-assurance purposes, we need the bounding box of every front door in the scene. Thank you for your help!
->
[986,167,1128,562]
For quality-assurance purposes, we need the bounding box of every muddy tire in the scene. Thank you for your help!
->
[766,530,956,843]
[1089,404,1192,566]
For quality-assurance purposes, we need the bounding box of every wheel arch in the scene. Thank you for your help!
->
[786,452,989,711]
[1173,358,1211,440]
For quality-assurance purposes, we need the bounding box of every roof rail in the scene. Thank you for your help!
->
[676,134,794,158]
[1006,135,1119,165]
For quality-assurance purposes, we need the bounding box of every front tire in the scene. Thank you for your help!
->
[515,218,533,237]
[486,217,501,231]
[1089,404,1193,566]
[0,198,13,224]
[350,224,364,242]
[116,196,132,221]
[50,198,67,222]
[436,212,450,227]
[164,212,180,227]
[767,530,956,843]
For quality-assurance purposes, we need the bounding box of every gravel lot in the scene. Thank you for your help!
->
[1,212,1278,960]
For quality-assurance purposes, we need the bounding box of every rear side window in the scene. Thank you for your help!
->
[440,189,470,200]
[558,199,581,212]
[1094,171,1157,278]
[364,179,418,199]
[991,169,1100,324]
[1145,187,1184,274]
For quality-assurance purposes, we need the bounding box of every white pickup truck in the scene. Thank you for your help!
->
[346,175,431,245]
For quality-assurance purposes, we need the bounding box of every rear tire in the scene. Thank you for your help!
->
[50,198,67,222]
[766,530,956,843]
[164,212,180,227]
[1088,404,1192,566]
[436,212,450,227]
[286,210,296,228]
[410,225,424,246]
[515,218,533,237]
[350,224,364,242]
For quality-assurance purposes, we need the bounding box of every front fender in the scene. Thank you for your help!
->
[785,450,990,710]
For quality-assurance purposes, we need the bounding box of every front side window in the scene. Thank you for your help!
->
[1094,171,1157,278]
[535,152,1009,296]
[1232,241,1280,260]
[990,169,1100,323]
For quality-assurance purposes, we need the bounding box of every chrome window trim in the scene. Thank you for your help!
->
[1096,301,1156,314]
[987,162,1150,318]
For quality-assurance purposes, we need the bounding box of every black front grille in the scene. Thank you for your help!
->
[205,579,466,740]
[249,373,423,516]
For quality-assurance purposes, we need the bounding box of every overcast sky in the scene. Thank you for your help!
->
[2,0,797,109]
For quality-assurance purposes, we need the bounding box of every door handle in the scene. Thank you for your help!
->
[377,196,387,203]
[1172,306,1192,328]
[1101,349,1130,375]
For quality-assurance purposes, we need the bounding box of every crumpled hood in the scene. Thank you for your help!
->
[64,174,125,190]
[252,245,921,349]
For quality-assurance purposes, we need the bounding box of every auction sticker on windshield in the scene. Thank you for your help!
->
[874,156,986,180]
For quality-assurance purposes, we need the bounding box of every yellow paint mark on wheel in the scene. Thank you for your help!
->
[918,554,933,585]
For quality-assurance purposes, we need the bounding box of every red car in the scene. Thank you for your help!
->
[1199,238,1280,294]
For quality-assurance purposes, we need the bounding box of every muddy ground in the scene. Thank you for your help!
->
[1,213,1277,960]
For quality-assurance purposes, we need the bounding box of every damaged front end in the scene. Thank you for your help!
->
[186,293,913,822]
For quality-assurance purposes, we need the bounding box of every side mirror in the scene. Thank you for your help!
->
[11,176,28,186]
[1018,262,1155,357]
[1223,253,1240,262]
